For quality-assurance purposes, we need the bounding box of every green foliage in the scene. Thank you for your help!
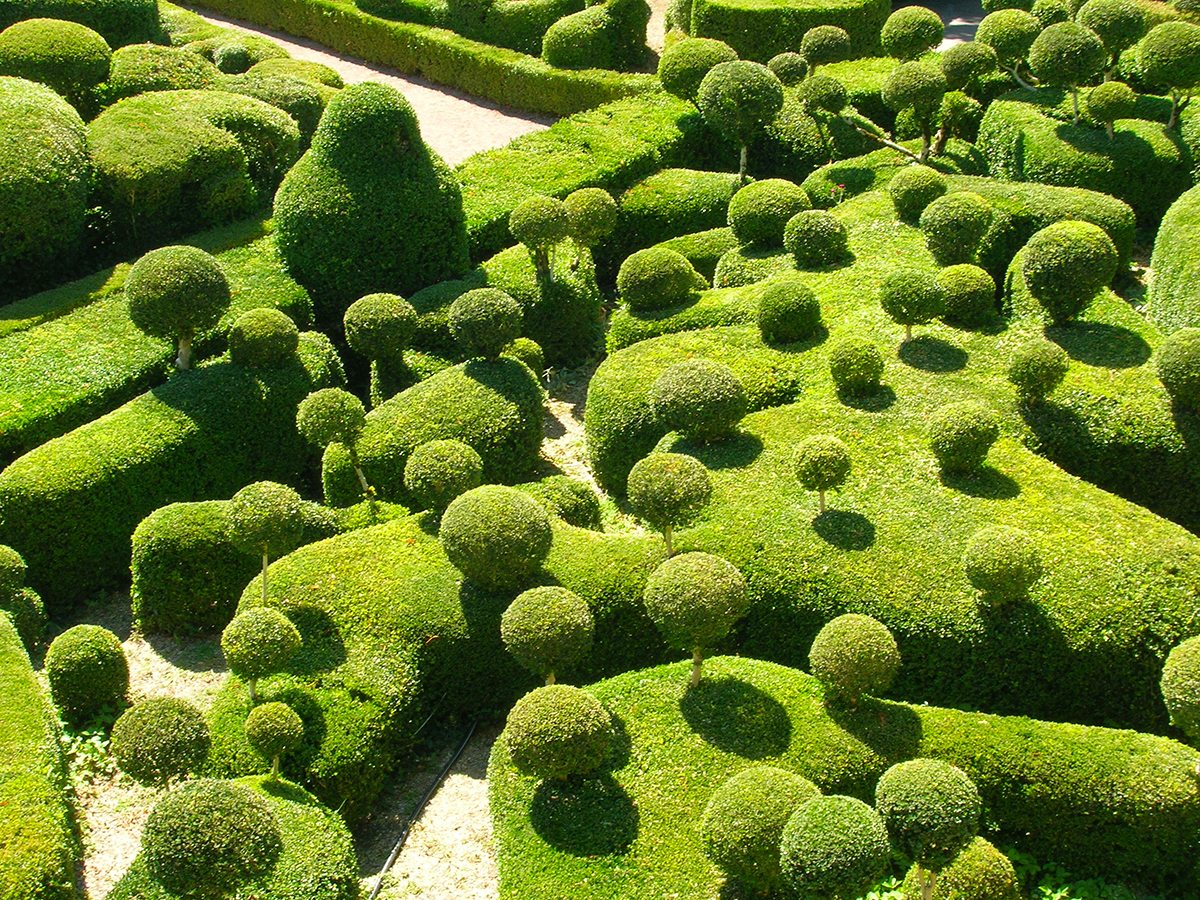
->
[881,6,945,60]
[501,586,594,681]
[564,187,618,247]
[650,357,748,441]
[1161,635,1200,740]
[1076,0,1145,63]
[244,701,303,764]
[220,607,302,683]
[503,336,545,374]
[110,697,210,785]
[902,837,1020,900]
[440,485,554,591]
[1149,184,1200,331]
[248,56,343,87]
[784,209,850,268]
[1156,327,1200,409]
[510,195,570,262]
[642,551,748,651]
[1028,22,1107,91]
[228,481,305,559]
[920,191,992,266]
[798,71,847,114]
[126,246,231,363]
[802,24,851,69]
[45,624,128,724]
[449,288,523,359]
[1,586,44,654]
[757,272,821,343]
[768,51,807,86]
[941,41,999,92]
[1007,337,1069,403]
[976,9,1042,68]
[1020,220,1118,324]
[1086,80,1138,130]
[688,0,888,64]
[617,246,705,312]
[217,72,326,147]
[296,388,365,450]
[1033,0,1071,27]
[0,17,111,102]
[228,308,300,369]
[936,264,996,325]
[728,178,812,247]
[964,525,1044,603]
[344,292,417,369]
[888,165,948,221]
[876,759,982,866]
[627,451,713,532]
[404,439,484,511]
[541,0,651,73]
[883,61,948,139]
[780,795,892,900]
[880,269,946,337]
[696,59,784,148]
[102,42,218,101]
[0,0,160,47]
[808,613,900,704]
[1138,21,1200,93]
[505,684,614,779]
[928,401,1000,473]
[517,476,602,529]
[0,544,25,599]
[794,435,851,493]
[829,335,885,397]
[658,36,738,102]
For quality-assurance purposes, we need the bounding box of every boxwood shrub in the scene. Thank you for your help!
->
[0,0,161,47]
[1149,182,1200,332]
[685,0,889,62]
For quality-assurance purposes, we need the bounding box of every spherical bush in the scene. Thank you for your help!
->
[627,451,713,532]
[439,485,553,591]
[642,551,749,652]
[126,245,231,345]
[220,607,302,684]
[617,247,704,313]
[829,335,885,397]
[245,701,304,763]
[888,165,948,221]
[801,25,852,68]
[928,401,1000,473]
[1139,22,1200,99]
[882,6,945,61]
[768,51,808,86]
[936,264,996,325]
[757,273,821,343]
[564,187,617,247]
[799,73,848,114]
[523,476,601,530]
[780,795,891,900]
[700,766,821,895]
[0,18,112,100]
[940,41,998,91]
[920,191,992,266]
[509,195,570,255]
[503,336,545,375]
[1032,0,1071,27]
[697,60,785,147]
[963,525,1043,603]
[657,36,738,102]
[876,758,982,867]
[650,358,748,442]
[728,179,812,247]
[880,269,945,335]
[344,292,417,366]
[111,697,210,785]
[1021,220,1117,325]
[449,288,523,360]
[1007,337,1069,403]
[214,42,251,74]
[785,210,849,268]
[902,836,1021,900]
[808,613,900,704]
[404,439,484,511]
[882,61,948,117]
[142,779,282,897]
[228,481,305,559]
[794,435,851,494]
[0,543,26,598]
[1087,80,1136,128]
[976,9,1042,67]
[501,586,594,681]
[297,388,366,450]
[1162,635,1200,740]
[505,684,613,779]
[228,308,300,369]
[45,624,128,723]
[1157,327,1200,410]
[1028,21,1106,89]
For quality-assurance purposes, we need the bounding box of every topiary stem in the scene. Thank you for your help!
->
[1005,64,1037,92]
[248,677,258,704]
[818,489,826,514]
[905,323,913,343]
[176,334,193,370]
[691,648,703,687]
[921,868,936,900]
[347,444,377,524]
[838,115,919,161]
[545,671,555,686]
[1071,88,1080,126]
[271,755,280,778]
[738,144,748,184]
[1106,121,1114,141]
[664,524,674,558]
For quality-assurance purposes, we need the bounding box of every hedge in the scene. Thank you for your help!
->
[684,0,890,63]
[360,0,582,57]
[655,226,740,281]
[800,140,988,208]
[607,282,758,350]
[0,0,161,47]
[1149,182,1200,332]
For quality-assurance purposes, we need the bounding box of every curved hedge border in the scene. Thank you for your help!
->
[684,0,889,63]
[1150,183,1200,333]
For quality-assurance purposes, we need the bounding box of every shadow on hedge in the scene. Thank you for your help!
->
[1045,322,1151,369]
[898,335,968,373]
[813,509,875,550]
[679,676,791,759]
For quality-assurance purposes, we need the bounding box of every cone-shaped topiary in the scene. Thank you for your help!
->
[801,25,851,72]
[111,697,210,786]
[880,269,946,344]
[627,451,712,556]
[941,41,998,93]
[1086,80,1136,139]
[228,308,299,369]
[45,624,128,723]
[404,439,484,512]
[1020,220,1118,325]
[1156,327,1200,411]
[439,485,553,591]
[784,209,850,268]
[657,36,738,103]
[936,263,996,325]
[882,6,945,61]
[501,586,594,684]
[1162,635,1200,740]
[728,178,812,247]
[697,60,784,182]
[245,701,304,777]
[902,836,1021,900]
[928,401,1000,473]
[757,273,821,343]
[1008,338,1069,403]
[617,246,705,313]
[809,613,900,705]
[505,684,613,779]
[1139,21,1200,128]
[126,244,230,370]
[794,435,851,514]
[449,287,524,360]
[510,195,570,280]
[888,165,948,221]
[221,607,301,703]
[780,795,892,900]
[963,524,1043,603]
[1028,22,1106,123]
[768,51,807,85]
[829,335,885,398]
[228,482,306,605]
[875,758,982,869]
[0,18,111,106]
[920,191,992,266]
[650,358,748,442]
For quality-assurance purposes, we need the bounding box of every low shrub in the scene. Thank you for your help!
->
[404,439,484,512]
[713,245,794,288]
[1162,635,1200,741]
[650,357,748,441]
[880,269,945,342]
[928,401,1000,473]
[618,247,706,313]
[875,758,982,867]
[0,545,43,651]
[102,42,218,101]
[756,272,821,343]
[1149,184,1200,331]
[901,836,1020,900]
[1157,327,1200,410]
[248,56,343,87]
[1007,338,1069,403]
[727,178,811,247]
[828,335,884,397]
[888,165,948,221]
[501,586,594,683]
[440,485,553,591]
[111,697,210,785]
[964,525,1044,603]
[936,263,996,325]
[45,624,128,723]
[542,0,649,73]
[808,613,899,704]
[1020,219,1118,324]
[780,795,891,900]
[505,684,613,779]
[784,209,849,268]
[517,476,602,529]
[768,51,807,85]
[920,191,992,266]
[0,18,111,106]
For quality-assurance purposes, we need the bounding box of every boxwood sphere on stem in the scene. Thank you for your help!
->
[627,451,713,556]
[501,585,594,684]
[439,484,553,592]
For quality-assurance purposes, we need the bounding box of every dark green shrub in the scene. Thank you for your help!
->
[964,525,1044,603]
[542,0,651,73]
[141,778,282,898]
[501,586,594,683]
[617,247,705,312]
[0,544,25,598]
[941,41,999,92]
[404,439,484,512]
[936,263,996,325]
[509,194,570,278]
[794,434,851,513]
[882,62,947,160]
[798,71,847,115]
[829,335,884,397]
[627,451,712,555]
[503,337,545,375]
[1032,0,1071,27]
[0,546,41,650]
[801,25,851,71]
[876,758,982,869]
[228,308,300,369]
[1149,185,1200,332]
[45,624,128,723]
[221,607,302,702]
[881,6,944,61]
[1007,337,1069,403]
[111,697,210,785]
[449,288,524,360]
[780,795,891,900]
[1076,0,1144,72]
[976,9,1041,72]
[505,684,613,779]
[0,17,110,104]
[928,401,999,473]
[126,245,231,370]
[1020,220,1118,324]
[700,766,821,896]
[297,388,365,452]
[1029,23,1106,122]
[657,36,738,103]
[345,293,417,369]
[697,60,785,180]
[784,209,849,268]
[103,43,219,101]
[1138,22,1200,127]
[768,51,807,85]
[757,273,821,343]
[1157,327,1200,410]
[902,837,1020,900]
[888,165,948,221]
[920,191,992,266]
[213,41,250,73]
[1162,635,1200,740]
[518,476,601,529]
[564,187,617,251]
[808,613,900,704]
[728,178,812,247]
[650,357,748,441]
[245,701,303,777]
[880,269,945,343]
[440,485,553,591]
[217,72,325,147]
[1087,80,1137,139]
[0,0,159,47]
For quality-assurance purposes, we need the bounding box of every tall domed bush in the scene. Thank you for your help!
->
[657,36,738,103]
[888,166,947,221]
[829,336,885,398]
[757,273,821,344]
[439,485,553,591]
[728,179,811,247]
[449,288,523,360]
[1007,337,1069,404]
[504,684,613,779]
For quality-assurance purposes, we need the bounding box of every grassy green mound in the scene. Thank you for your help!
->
[1150,183,1200,333]
[489,656,1200,899]
[686,0,889,63]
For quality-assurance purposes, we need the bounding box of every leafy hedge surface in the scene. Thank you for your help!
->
[1150,183,1200,332]
[685,0,889,62]
[0,0,161,46]
[360,0,580,57]
[0,615,78,900]
[489,657,1200,899]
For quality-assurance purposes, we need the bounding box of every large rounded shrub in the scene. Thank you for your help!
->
[1021,220,1118,325]
[1076,0,1144,65]
[650,358,748,441]
[642,551,749,655]
[963,525,1043,603]
[449,288,523,359]
[928,401,1000,473]
[902,836,1020,900]
[228,308,300,369]
[784,209,849,268]
[808,613,900,704]
[45,624,128,723]
[1007,337,1069,403]
[657,36,738,103]
[875,758,982,866]
[501,586,594,683]
[936,264,996,325]
[627,451,712,553]
[217,72,325,147]
[780,795,891,900]
[404,439,484,511]
[505,684,613,779]
[0,18,111,102]
[829,335,885,397]
[1156,327,1200,411]
[617,247,704,313]
[888,165,947,221]
[881,6,945,60]
[920,191,992,266]
[344,292,417,367]
[1162,635,1200,740]
[220,607,302,687]
[1028,21,1106,93]
[728,178,812,247]
[757,273,821,343]
[111,697,210,785]
[439,485,553,591]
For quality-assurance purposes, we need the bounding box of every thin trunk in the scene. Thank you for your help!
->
[1071,87,1080,126]
[921,869,936,900]
[690,648,703,687]
[738,143,748,184]
[261,549,269,605]
[535,248,552,282]
[248,677,258,704]
[818,489,826,514]
[905,323,913,342]
[271,755,280,778]
[1106,121,1114,140]
[1169,91,1179,130]
[347,445,376,524]
[176,333,193,370]
[545,671,556,686]
[917,123,931,164]
[840,116,920,161]
[1004,63,1037,92]
[931,124,949,157]
[664,523,674,558]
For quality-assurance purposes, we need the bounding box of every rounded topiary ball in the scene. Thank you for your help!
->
[650,358,748,442]
[1087,80,1137,127]
[617,246,704,313]
[809,613,900,704]
[888,166,948,221]
[880,269,946,337]
[920,191,992,266]
[563,187,617,247]
[501,586,594,682]
[936,264,996,325]
[882,6,946,60]
[439,485,553,591]
[799,73,848,114]
[801,25,852,68]
[940,41,998,91]
[142,778,282,897]
[126,245,230,344]
[794,435,851,493]
[1021,220,1118,325]
[228,481,305,559]
[220,607,302,683]
[505,684,613,779]
[928,401,999,473]
[875,758,982,867]
[700,766,822,895]
[780,795,891,900]
[509,195,570,254]
[964,525,1043,603]
[642,551,749,652]
[1008,338,1069,403]
[228,308,300,369]
[902,836,1020,900]
[45,624,128,723]
[728,179,812,247]
[244,701,304,764]
[0,18,112,100]
[296,388,366,449]
[697,60,785,148]
[829,336,885,397]
[523,476,601,530]
[213,42,251,74]
[784,210,849,268]
[1162,635,1200,741]
[1157,327,1200,411]
[657,36,739,103]
[1028,21,1106,89]
[344,292,417,366]
[882,61,948,117]
[976,9,1042,68]
[627,451,713,532]
[757,273,821,344]
[404,439,484,511]
[111,697,210,786]
[504,336,545,375]
[768,51,808,85]
[0,543,26,598]
[448,288,523,360]
[1032,0,1071,26]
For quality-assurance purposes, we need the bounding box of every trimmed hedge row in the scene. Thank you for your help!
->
[359,0,581,57]
[1149,182,1200,333]
[684,0,889,63]
[0,0,161,47]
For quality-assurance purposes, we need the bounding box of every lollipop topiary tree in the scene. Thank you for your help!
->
[768,51,807,86]
[963,525,1044,604]
[627,451,713,556]
[976,9,1042,90]
[1086,80,1137,139]
[343,292,418,407]
[448,288,523,360]
[1076,0,1145,78]
[563,187,617,272]
[1028,22,1106,123]
[801,25,851,73]
[220,607,301,703]
[501,586,594,684]
[657,36,738,104]
[940,41,998,95]
[297,388,374,513]
[697,60,784,182]
[794,435,851,514]
[1139,21,1200,129]
[808,613,900,706]
[882,62,948,163]
[228,482,306,606]
[504,684,614,779]
[510,194,570,282]
[881,7,945,61]
[244,701,304,778]
[880,269,946,344]
[439,485,553,592]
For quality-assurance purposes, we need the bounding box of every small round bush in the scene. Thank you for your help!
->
[768,51,807,85]
[794,435,851,493]
[882,6,945,61]
[503,336,545,375]
[1087,80,1137,131]
[700,766,821,895]
[220,607,302,684]
[45,624,128,723]
[941,41,999,91]
[617,247,704,312]
[1162,635,1200,740]
[228,482,305,560]
[801,25,851,69]
[697,60,785,149]
[829,335,885,397]
[245,701,304,768]
[876,758,982,867]
[142,778,282,897]
[405,439,484,511]
[1008,337,1069,403]
[563,187,617,247]
[103,44,218,101]
[0,543,26,598]
[880,269,945,340]
[902,836,1020,900]
[1028,21,1106,91]
[111,697,210,785]
[920,191,992,266]
[936,264,996,325]
[522,476,601,529]
[126,245,230,367]
[780,795,891,900]
[882,61,948,119]
[757,273,821,343]
[439,485,554,591]
[505,684,613,779]
[1032,0,1071,27]
[657,36,739,102]
[213,42,250,74]
[799,73,848,114]
[975,9,1042,67]
[449,288,523,359]
[1158,328,1200,410]
[0,18,111,101]
[501,586,594,682]
[344,292,417,366]
[808,613,900,704]
[963,525,1043,603]
[928,401,1000,473]
[888,165,948,221]
[228,308,300,369]
[728,178,812,247]
[1021,220,1118,325]
[297,388,366,450]
[650,358,748,442]
[509,195,570,258]
[627,451,713,534]
[784,210,849,268]
[642,551,749,652]
[1076,0,1145,60]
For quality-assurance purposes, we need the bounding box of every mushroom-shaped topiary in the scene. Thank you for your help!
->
[808,613,900,706]
[448,287,524,360]
[617,246,705,313]
[1162,635,1200,741]
[344,292,418,406]
[888,165,948,221]
[902,836,1021,900]
[963,525,1043,603]
[799,72,848,118]
[0,18,112,107]
[221,607,301,703]
[501,586,594,684]
[757,273,821,344]
[876,758,982,879]
[920,191,992,266]
[1007,337,1069,403]
[697,60,785,182]
[768,51,808,86]
[700,766,821,896]
[510,195,570,281]
[564,187,617,270]
[1139,22,1200,128]
[784,209,850,268]
[141,778,282,898]
[439,485,553,591]
[297,388,373,509]
[883,62,948,163]
[111,697,210,786]
[880,269,946,344]
[228,308,300,369]
[1086,80,1137,139]
[976,8,1042,88]
[780,795,892,900]
[794,435,851,514]
[940,41,999,93]
[504,684,613,779]
[1028,22,1106,123]
[936,264,996,326]
[126,244,231,370]
[801,25,852,72]
[650,357,748,442]
[228,481,306,605]
[245,700,304,777]
[728,178,812,248]
[882,6,945,61]
[627,451,713,556]
[1076,0,1145,76]
[404,439,484,512]
[45,624,128,724]
[928,401,999,474]
[657,36,739,103]
[1157,327,1200,411]
[829,335,885,398]
[643,551,749,686]
[1020,220,1118,325]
